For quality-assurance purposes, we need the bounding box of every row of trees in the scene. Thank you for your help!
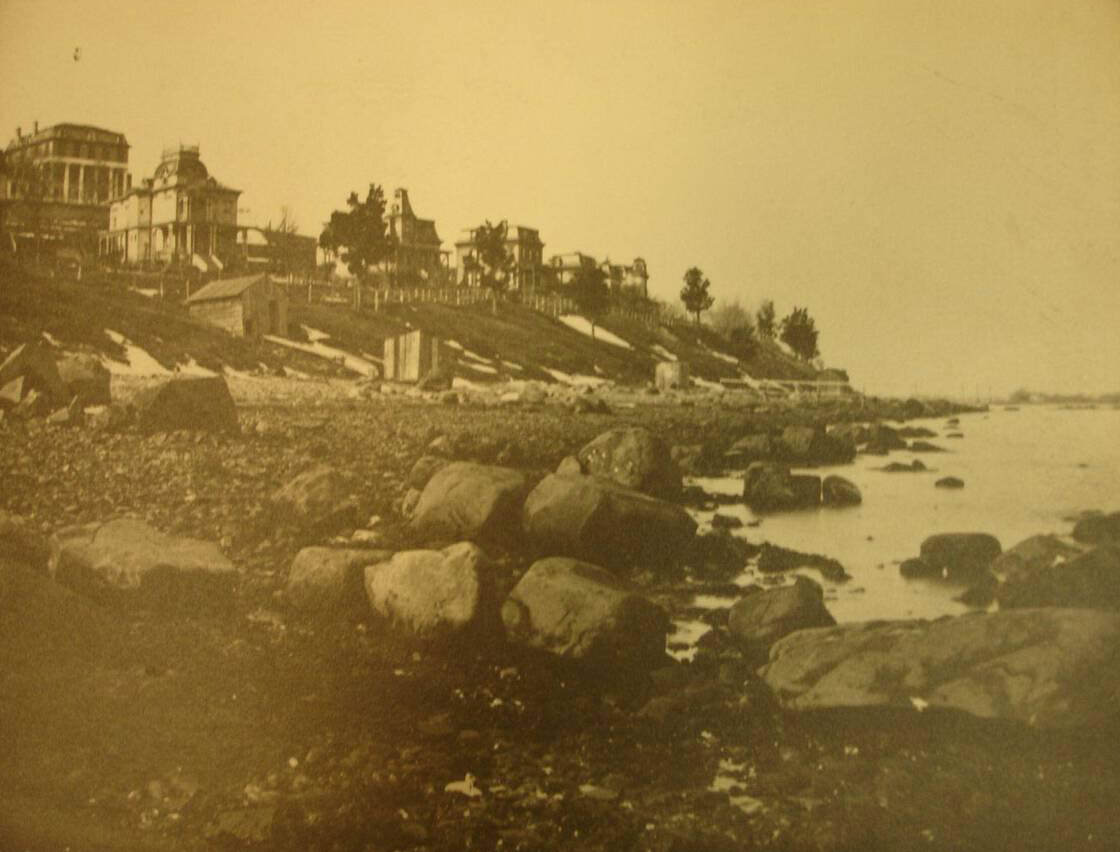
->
[680,266,820,362]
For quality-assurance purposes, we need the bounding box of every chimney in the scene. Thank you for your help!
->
[15,126,21,141]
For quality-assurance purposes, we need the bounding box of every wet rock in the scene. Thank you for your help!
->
[287,546,391,617]
[670,443,709,475]
[743,462,796,512]
[1072,511,1120,547]
[407,454,449,490]
[826,422,870,447]
[0,342,69,408]
[758,608,1120,728]
[49,518,237,611]
[728,576,835,656]
[822,475,861,506]
[777,425,855,465]
[410,462,528,543]
[897,426,937,439]
[576,426,682,500]
[364,542,498,640]
[271,464,361,534]
[935,476,964,489]
[502,556,669,670]
[908,441,945,452]
[521,473,696,574]
[56,352,111,405]
[688,531,758,580]
[131,375,239,434]
[864,423,906,453]
[997,544,1120,611]
[710,513,743,530]
[918,533,1001,582]
[789,474,822,508]
[881,459,927,472]
[757,543,848,582]
[724,434,772,466]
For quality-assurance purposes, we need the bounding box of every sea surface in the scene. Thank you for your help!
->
[682,404,1120,630]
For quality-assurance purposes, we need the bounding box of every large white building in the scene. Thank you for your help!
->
[101,145,240,271]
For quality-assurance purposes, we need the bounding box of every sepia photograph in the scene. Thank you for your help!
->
[1,1,1118,849]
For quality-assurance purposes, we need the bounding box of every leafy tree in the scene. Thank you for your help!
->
[467,220,514,294]
[756,299,777,339]
[780,306,820,361]
[680,267,714,326]
[571,263,610,339]
[318,184,395,283]
[728,323,758,360]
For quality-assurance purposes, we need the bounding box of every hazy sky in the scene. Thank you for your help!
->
[3,0,1118,397]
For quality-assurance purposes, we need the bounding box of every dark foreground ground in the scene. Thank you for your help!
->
[2,389,1118,851]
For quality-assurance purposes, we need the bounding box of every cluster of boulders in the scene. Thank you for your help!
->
[0,342,109,427]
[743,462,862,511]
[0,340,241,436]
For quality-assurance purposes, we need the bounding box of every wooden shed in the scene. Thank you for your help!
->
[185,274,288,340]
[383,330,445,383]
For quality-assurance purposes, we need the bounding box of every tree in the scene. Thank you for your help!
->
[780,306,820,361]
[710,299,754,338]
[756,299,777,339]
[680,267,714,326]
[468,220,514,294]
[318,184,395,284]
[571,263,610,339]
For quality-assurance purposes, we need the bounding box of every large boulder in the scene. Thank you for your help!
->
[1072,512,1120,547]
[724,434,772,466]
[407,455,449,490]
[915,533,1002,582]
[49,518,236,611]
[410,462,529,543]
[131,376,239,434]
[286,546,391,617]
[826,422,870,447]
[501,557,669,670]
[56,352,112,405]
[776,425,855,465]
[743,462,819,512]
[997,544,1120,611]
[576,427,681,500]
[364,542,498,640]
[728,576,835,657]
[863,423,906,454]
[758,608,1120,728]
[822,475,862,506]
[522,474,696,574]
[0,342,69,409]
[271,464,361,534]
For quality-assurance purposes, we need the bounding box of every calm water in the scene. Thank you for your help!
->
[686,405,1120,624]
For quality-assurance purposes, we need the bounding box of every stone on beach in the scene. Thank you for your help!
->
[576,426,682,500]
[521,473,696,573]
[364,542,497,640]
[271,464,362,534]
[287,546,391,617]
[501,556,669,670]
[49,518,237,611]
[822,475,862,506]
[758,608,1120,728]
[131,375,239,434]
[1072,511,1120,547]
[410,462,529,542]
[914,533,1002,582]
[728,576,836,656]
[997,544,1120,611]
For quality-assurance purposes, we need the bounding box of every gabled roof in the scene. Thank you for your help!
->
[185,274,270,303]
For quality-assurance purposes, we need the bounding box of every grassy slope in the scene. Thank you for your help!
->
[1,263,824,384]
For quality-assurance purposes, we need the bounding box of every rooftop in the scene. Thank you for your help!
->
[185,274,270,304]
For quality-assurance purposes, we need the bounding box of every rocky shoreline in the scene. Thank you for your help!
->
[3,355,1119,851]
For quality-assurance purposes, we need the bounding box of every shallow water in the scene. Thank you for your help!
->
[687,405,1120,623]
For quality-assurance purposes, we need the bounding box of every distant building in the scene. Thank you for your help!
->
[2,122,131,255]
[386,188,447,286]
[185,273,288,339]
[455,221,545,291]
[235,226,318,277]
[101,145,240,272]
[548,251,598,286]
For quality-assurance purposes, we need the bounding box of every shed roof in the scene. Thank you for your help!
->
[186,274,271,303]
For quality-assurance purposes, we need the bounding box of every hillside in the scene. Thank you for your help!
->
[0,265,833,387]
